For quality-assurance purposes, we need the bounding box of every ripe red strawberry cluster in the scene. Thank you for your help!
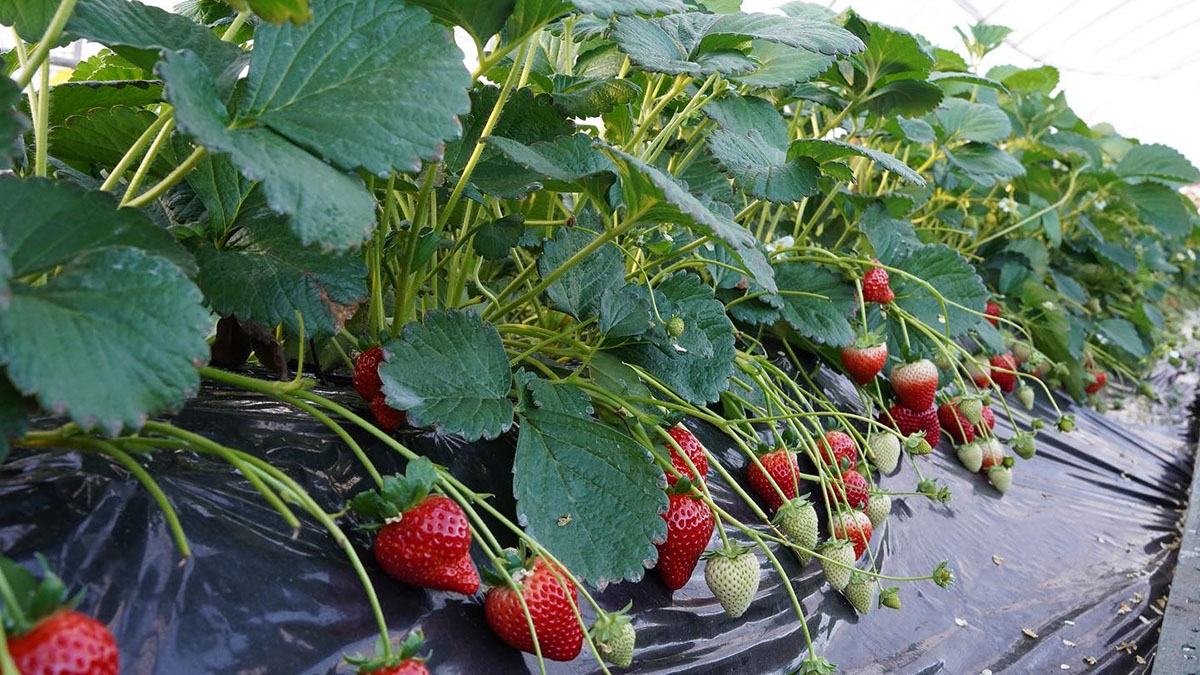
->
[655,426,714,591]
[354,346,407,431]
[879,359,941,447]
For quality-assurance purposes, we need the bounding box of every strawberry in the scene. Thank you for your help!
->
[880,404,939,447]
[1017,385,1035,410]
[817,430,858,472]
[990,353,1017,393]
[818,540,855,591]
[965,357,991,388]
[774,497,819,565]
[1085,370,1108,394]
[346,630,430,675]
[484,554,583,661]
[988,465,1013,494]
[880,587,902,610]
[938,402,974,445]
[703,546,760,618]
[354,346,385,400]
[371,394,407,432]
[979,437,1004,470]
[840,342,888,386]
[590,606,635,668]
[958,398,983,425]
[665,316,685,337]
[748,450,800,513]
[956,442,983,472]
[890,359,938,410]
[917,404,941,448]
[864,493,891,528]
[862,264,894,304]
[825,470,869,509]
[831,509,873,560]
[1011,431,1036,459]
[985,300,1002,326]
[979,404,995,431]
[843,572,873,614]
[654,491,714,590]
[350,459,479,595]
[665,425,708,486]
[866,433,901,474]
[7,611,119,675]
[1012,341,1033,365]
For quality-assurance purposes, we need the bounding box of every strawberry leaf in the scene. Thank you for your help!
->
[0,247,210,436]
[49,106,174,178]
[515,370,594,417]
[538,226,624,320]
[1115,143,1200,187]
[514,409,667,583]
[379,310,514,441]
[42,80,164,128]
[0,0,58,41]
[224,0,311,25]
[890,244,988,337]
[407,0,515,46]
[774,261,855,347]
[1,74,29,170]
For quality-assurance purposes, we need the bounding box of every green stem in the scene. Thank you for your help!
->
[120,118,177,206]
[124,147,208,209]
[100,111,174,192]
[33,61,49,177]
[11,0,78,90]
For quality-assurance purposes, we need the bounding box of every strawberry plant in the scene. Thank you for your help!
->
[2,0,1198,671]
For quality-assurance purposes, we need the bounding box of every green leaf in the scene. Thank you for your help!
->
[707,128,820,202]
[514,408,666,583]
[945,142,1025,179]
[516,371,593,417]
[445,85,574,172]
[735,41,832,88]
[0,247,209,435]
[994,65,1058,94]
[1050,269,1087,304]
[474,214,526,261]
[68,0,245,94]
[225,0,312,25]
[1115,143,1200,186]
[928,71,1009,95]
[0,0,58,41]
[539,227,625,320]
[859,204,920,264]
[865,79,943,117]
[974,320,1006,355]
[551,79,641,118]
[195,218,367,338]
[49,106,173,176]
[704,12,865,55]
[184,152,260,237]
[0,74,28,170]
[571,0,685,18]
[774,261,854,347]
[483,134,614,190]
[242,0,471,176]
[615,272,735,403]
[407,0,513,45]
[0,175,193,277]
[1097,317,1148,360]
[44,80,164,127]
[933,98,1011,144]
[846,14,932,81]
[0,373,30,463]
[160,49,375,250]
[1121,182,1193,239]
[604,146,776,293]
[379,310,514,441]
[789,138,925,185]
[897,117,934,144]
[705,93,786,143]
[597,285,652,338]
[587,351,653,406]
[891,244,987,336]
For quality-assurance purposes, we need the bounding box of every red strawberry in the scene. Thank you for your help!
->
[881,404,940,448]
[840,343,888,385]
[748,450,800,513]
[965,357,991,388]
[938,402,975,445]
[1085,370,1108,394]
[862,264,894,304]
[979,438,1005,470]
[890,359,938,410]
[825,471,869,509]
[831,510,873,560]
[374,495,480,594]
[362,661,427,675]
[979,404,995,431]
[347,630,430,675]
[917,404,941,447]
[666,425,708,486]
[485,557,583,661]
[817,430,858,472]
[985,301,1002,326]
[990,353,1017,393]
[371,395,407,432]
[8,610,119,675]
[354,346,385,400]
[655,493,715,590]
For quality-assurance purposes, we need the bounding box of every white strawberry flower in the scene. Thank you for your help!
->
[768,235,795,254]
[998,197,1018,214]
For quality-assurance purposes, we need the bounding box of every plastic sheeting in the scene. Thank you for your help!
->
[0,365,1193,674]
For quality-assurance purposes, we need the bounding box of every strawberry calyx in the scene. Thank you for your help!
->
[344,629,428,673]
[665,476,699,496]
[0,554,82,638]
[349,457,439,523]
[479,548,530,588]
[588,601,633,648]
[701,544,750,562]
[797,656,838,675]
[771,495,812,529]
[932,561,954,588]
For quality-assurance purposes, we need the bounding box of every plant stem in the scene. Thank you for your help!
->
[100,111,174,191]
[11,0,78,90]
[33,61,49,177]
[119,117,177,205]
[123,147,208,209]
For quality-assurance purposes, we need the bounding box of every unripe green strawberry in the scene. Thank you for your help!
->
[773,497,818,565]
[1056,414,1075,432]
[666,316,685,338]
[958,398,983,425]
[590,606,635,668]
[864,493,891,528]
[880,586,902,610]
[1017,385,1035,410]
[843,572,873,614]
[956,442,983,472]
[866,433,901,474]
[1011,431,1036,460]
[818,540,855,591]
[988,465,1013,494]
[703,546,760,618]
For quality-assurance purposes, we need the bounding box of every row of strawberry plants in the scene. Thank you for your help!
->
[1,1,1196,673]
